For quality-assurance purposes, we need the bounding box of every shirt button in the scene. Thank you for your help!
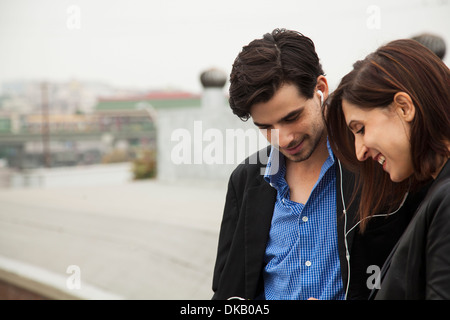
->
[302,216,308,222]
[305,261,312,267]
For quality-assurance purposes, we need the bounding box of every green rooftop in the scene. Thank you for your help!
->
[95,94,202,112]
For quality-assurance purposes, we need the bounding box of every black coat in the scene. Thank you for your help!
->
[373,160,450,300]
[212,147,426,300]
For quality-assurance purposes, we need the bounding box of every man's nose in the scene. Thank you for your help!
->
[277,127,294,149]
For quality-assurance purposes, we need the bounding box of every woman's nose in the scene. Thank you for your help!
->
[355,139,369,161]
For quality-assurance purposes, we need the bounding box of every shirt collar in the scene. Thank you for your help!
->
[264,138,335,190]
[263,145,285,189]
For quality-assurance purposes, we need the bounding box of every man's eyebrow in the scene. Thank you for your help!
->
[280,107,304,121]
[253,107,304,128]
[253,120,268,128]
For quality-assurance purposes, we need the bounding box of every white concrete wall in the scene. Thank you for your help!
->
[156,88,268,182]
[8,162,133,188]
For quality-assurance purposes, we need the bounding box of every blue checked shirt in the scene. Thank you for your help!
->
[263,141,345,300]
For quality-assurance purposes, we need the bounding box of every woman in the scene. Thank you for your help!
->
[324,39,450,299]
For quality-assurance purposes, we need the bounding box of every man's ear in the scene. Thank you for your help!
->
[316,75,329,100]
[393,92,415,123]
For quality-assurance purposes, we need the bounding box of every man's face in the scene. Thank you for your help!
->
[250,83,326,163]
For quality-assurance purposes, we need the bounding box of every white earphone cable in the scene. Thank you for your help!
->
[338,159,408,300]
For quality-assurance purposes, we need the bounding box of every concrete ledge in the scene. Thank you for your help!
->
[0,279,49,300]
[0,255,123,300]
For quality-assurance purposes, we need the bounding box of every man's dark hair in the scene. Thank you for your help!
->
[229,28,324,121]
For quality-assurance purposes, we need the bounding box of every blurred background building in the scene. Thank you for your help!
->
[0,78,202,187]
[0,67,268,188]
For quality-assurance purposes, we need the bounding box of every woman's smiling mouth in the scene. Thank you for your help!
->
[377,154,386,166]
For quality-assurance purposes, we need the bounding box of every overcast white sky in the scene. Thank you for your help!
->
[0,0,448,94]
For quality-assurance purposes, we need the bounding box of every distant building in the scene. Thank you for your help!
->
[95,91,202,112]
[0,80,116,114]
[0,84,204,170]
[0,74,267,179]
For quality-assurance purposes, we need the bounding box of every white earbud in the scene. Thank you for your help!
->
[317,90,324,106]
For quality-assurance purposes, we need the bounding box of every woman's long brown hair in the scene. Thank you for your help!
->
[324,39,450,231]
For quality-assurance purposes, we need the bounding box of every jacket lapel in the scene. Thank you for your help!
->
[244,179,276,298]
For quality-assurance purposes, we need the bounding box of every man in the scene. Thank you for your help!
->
[212,29,425,300]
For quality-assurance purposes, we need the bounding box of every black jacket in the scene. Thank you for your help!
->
[212,147,425,300]
[373,160,450,300]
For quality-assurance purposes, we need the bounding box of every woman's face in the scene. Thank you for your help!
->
[342,99,414,182]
